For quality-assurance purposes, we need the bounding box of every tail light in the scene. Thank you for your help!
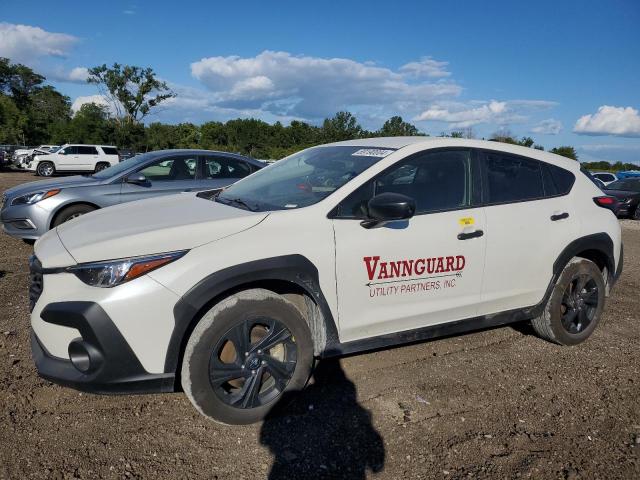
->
[593,195,618,212]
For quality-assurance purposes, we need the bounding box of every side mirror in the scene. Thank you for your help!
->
[58,150,65,155]
[361,192,416,229]
[125,173,149,186]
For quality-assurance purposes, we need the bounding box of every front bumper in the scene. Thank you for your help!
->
[1,202,51,240]
[32,301,175,394]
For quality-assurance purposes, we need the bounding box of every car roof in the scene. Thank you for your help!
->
[325,136,580,170]
[143,149,263,165]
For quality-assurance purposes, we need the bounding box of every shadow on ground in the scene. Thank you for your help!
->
[260,359,385,479]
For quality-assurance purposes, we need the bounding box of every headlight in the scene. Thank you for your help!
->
[67,250,187,288]
[11,189,60,206]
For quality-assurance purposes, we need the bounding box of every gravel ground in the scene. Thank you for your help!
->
[0,169,638,480]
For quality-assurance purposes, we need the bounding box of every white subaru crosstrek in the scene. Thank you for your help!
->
[29,137,623,424]
[27,144,120,176]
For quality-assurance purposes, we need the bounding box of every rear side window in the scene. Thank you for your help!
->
[541,163,575,196]
[484,153,543,204]
[203,156,252,179]
[77,146,98,155]
[101,147,118,155]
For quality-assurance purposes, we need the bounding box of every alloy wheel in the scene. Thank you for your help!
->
[209,317,297,409]
[560,273,599,334]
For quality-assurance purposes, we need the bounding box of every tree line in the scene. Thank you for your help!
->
[3,57,634,168]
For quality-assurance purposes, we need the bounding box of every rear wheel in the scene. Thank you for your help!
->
[52,204,96,227]
[94,162,110,173]
[36,161,55,177]
[181,288,314,425]
[531,258,605,345]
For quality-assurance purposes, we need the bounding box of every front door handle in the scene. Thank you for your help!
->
[550,212,569,221]
[457,229,484,240]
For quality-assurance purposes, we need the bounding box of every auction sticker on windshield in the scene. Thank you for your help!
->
[351,148,395,157]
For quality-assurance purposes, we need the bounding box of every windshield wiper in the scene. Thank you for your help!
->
[216,196,258,212]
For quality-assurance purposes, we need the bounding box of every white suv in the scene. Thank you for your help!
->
[29,137,623,424]
[27,144,120,176]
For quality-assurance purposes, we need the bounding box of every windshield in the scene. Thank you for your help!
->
[91,153,151,179]
[216,146,395,211]
[606,179,640,192]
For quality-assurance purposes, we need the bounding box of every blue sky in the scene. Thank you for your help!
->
[2,0,640,163]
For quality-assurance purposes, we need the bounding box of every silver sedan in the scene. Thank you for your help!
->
[1,149,264,241]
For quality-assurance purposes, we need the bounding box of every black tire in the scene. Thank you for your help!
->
[94,162,110,173]
[52,204,96,227]
[36,161,55,177]
[181,288,314,425]
[633,205,640,221]
[531,258,605,345]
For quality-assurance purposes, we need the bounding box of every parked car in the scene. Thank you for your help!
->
[1,149,263,241]
[603,178,640,219]
[28,138,622,424]
[12,145,59,169]
[616,170,640,179]
[590,171,618,186]
[25,144,120,176]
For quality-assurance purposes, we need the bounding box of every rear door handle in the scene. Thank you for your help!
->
[550,212,569,221]
[457,229,484,240]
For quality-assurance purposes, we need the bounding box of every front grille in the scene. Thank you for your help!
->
[28,255,43,312]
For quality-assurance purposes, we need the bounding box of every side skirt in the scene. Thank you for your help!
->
[322,303,543,358]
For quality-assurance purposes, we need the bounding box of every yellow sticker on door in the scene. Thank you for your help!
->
[458,217,475,226]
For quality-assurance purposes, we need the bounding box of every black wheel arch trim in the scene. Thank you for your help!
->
[166,254,340,375]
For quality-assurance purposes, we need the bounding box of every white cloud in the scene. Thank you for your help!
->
[71,95,113,114]
[0,22,78,64]
[531,118,563,135]
[190,50,461,120]
[413,99,555,128]
[68,66,89,82]
[574,105,640,137]
[399,57,451,78]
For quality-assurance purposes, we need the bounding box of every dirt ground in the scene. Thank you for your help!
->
[0,169,638,480]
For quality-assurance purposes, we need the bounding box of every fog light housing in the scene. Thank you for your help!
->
[10,219,36,230]
[68,338,102,374]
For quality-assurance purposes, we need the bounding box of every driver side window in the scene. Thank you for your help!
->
[334,149,472,219]
[138,156,197,181]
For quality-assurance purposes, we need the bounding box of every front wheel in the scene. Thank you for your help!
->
[36,161,55,177]
[181,289,314,425]
[633,205,640,221]
[531,258,605,345]
[52,204,96,227]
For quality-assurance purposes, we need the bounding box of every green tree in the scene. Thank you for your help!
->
[87,63,175,126]
[550,146,578,160]
[0,94,26,144]
[63,103,114,144]
[0,58,45,110]
[26,86,72,145]
[377,116,420,136]
[321,111,363,142]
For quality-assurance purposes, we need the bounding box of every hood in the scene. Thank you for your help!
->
[56,193,268,263]
[3,175,104,200]
[604,189,640,200]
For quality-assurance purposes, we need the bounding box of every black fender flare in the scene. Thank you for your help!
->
[165,254,339,374]
[552,232,616,283]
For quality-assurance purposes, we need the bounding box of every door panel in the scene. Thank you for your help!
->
[119,155,197,203]
[332,148,486,342]
[477,152,579,315]
[334,208,486,342]
[56,146,80,170]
